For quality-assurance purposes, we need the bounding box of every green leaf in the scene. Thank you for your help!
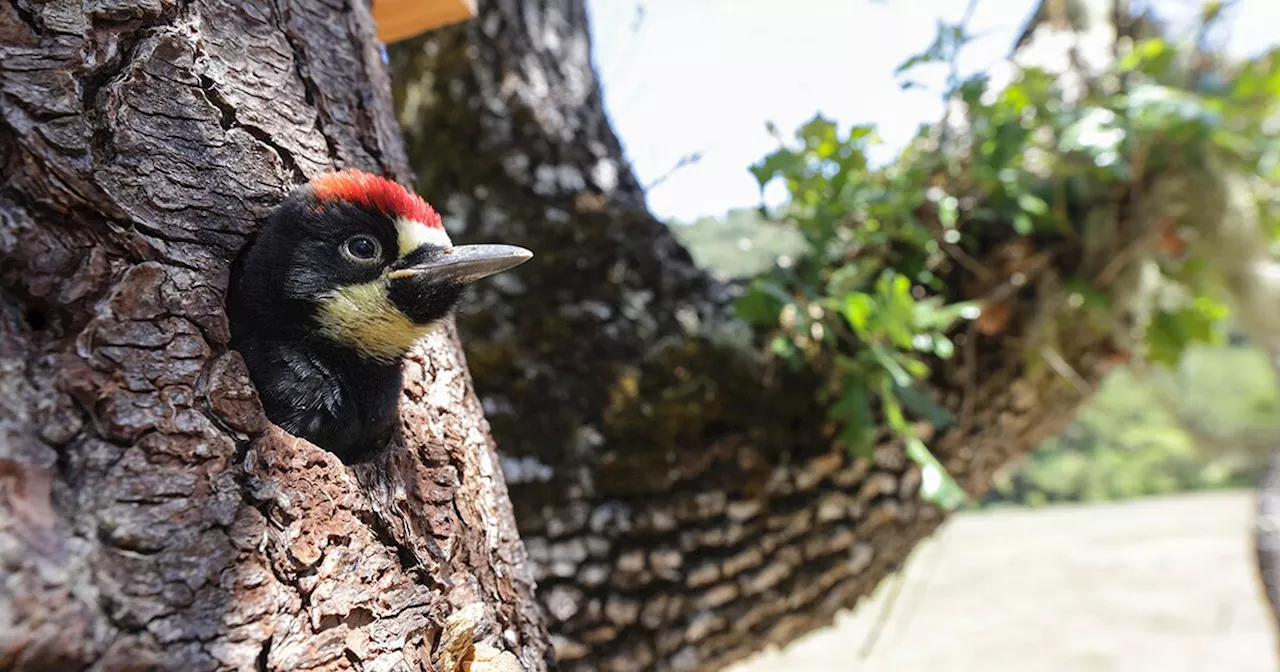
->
[1017,192,1049,216]
[734,279,792,325]
[1059,108,1124,157]
[893,383,956,429]
[1000,84,1030,111]
[869,343,914,387]
[879,377,909,433]
[1146,303,1226,367]
[937,194,959,228]
[842,293,876,335]
[906,437,967,510]
[749,149,801,189]
[827,260,884,296]
[832,383,876,456]
[1117,38,1172,77]
[873,271,919,348]
[897,353,930,379]
[933,335,956,359]
[914,299,981,331]
[1063,279,1111,310]
[1201,1,1225,24]
[799,116,840,155]
[847,125,874,142]
[770,336,803,369]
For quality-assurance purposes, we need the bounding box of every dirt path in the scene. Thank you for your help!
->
[728,491,1278,672]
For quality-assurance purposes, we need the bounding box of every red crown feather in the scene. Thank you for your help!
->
[310,170,442,229]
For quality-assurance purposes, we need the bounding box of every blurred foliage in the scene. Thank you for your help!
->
[715,5,1280,509]
[670,197,1280,503]
[987,344,1280,507]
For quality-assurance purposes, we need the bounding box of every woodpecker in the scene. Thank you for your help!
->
[227,170,531,463]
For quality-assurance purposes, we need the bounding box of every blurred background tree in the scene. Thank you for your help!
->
[391,0,1280,668]
[673,210,1280,506]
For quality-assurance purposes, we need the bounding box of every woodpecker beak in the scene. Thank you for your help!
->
[389,244,533,285]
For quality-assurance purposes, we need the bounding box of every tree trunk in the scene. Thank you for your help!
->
[391,1,1117,669]
[1256,451,1280,655]
[0,1,550,670]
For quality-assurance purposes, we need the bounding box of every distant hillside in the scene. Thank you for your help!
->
[666,207,806,279]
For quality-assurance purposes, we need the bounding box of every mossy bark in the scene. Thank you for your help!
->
[0,1,550,669]
[391,1,1120,669]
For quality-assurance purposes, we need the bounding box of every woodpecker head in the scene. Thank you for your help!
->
[231,170,531,362]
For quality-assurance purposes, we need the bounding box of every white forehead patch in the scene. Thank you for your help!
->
[396,217,452,256]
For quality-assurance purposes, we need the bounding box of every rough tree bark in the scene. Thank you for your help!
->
[0,1,551,670]
[391,1,1125,670]
[1257,451,1280,654]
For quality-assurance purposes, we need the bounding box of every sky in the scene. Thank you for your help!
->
[584,0,1280,222]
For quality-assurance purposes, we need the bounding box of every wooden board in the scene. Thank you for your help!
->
[372,0,477,44]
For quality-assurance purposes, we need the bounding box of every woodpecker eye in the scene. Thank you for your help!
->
[342,235,381,262]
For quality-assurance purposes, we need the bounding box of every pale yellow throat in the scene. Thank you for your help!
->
[315,278,434,362]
